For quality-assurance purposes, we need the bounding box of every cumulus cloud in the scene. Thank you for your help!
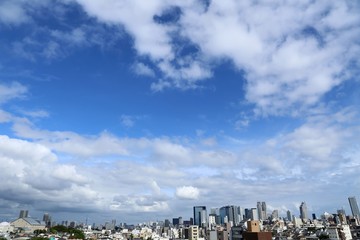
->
[71,0,360,115]
[175,186,200,200]
[7,1,358,116]
[0,135,102,213]
[0,135,56,164]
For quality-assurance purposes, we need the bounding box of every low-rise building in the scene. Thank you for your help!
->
[11,218,46,233]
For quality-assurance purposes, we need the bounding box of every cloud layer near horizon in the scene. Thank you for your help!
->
[0,81,359,222]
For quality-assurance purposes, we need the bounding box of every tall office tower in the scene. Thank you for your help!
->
[173,218,180,226]
[43,213,50,222]
[43,213,52,227]
[193,206,207,227]
[219,206,227,224]
[244,208,251,220]
[299,202,308,220]
[257,202,262,220]
[257,202,267,220]
[19,210,25,218]
[271,210,279,220]
[210,208,220,224]
[348,196,360,218]
[219,206,238,225]
[262,202,267,219]
[19,210,29,218]
[228,205,236,224]
[235,206,243,224]
[286,210,291,221]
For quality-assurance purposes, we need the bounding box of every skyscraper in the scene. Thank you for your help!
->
[257,202,267,220]
[19,210,28,218]
[299,202,308,220]
[219,205,237,224]
[271,210,279,219]
[286,210,292,221]
[235,206,243,224]
[193,206,207,227]
[348,196,360,218]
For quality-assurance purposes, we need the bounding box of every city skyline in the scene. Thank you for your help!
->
[0,0,360,224]
[1,198,359,226]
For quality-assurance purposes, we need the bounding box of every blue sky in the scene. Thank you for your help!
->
[0,0,360,224]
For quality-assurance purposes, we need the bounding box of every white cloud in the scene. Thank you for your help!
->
[200,137,217,147]
[180,1,360,115]
[0,82,27,105]
[150,79,172,92]
[132,62,155,77]
[72,0,360,115]
[52,165,88,184]
[0,134,103,213]
[0,1,29,25]
[75,0,174,60]
[0,135,56,164]
[0,109,13,123]
[175,186,200,200]
[120,115,135,128]
[0,108,359,220]
[51,28,87,46]
[11,121,129,157]
[17,109,49,118]
[111,194,170,213]
[9,0,357,116]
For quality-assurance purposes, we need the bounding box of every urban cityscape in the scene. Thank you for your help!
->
[0,1,360,240]
[1,197,360,240]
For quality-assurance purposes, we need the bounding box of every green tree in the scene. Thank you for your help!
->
[34,229,47,235]
[68,229,85,239]
[51,225,68,233]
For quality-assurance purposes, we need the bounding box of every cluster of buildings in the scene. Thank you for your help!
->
[1,197,360,240]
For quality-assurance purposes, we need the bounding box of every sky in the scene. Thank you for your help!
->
[0,0,360,225]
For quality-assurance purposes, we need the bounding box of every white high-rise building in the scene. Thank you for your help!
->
[251,208,259,220]
[348,196,360,218]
